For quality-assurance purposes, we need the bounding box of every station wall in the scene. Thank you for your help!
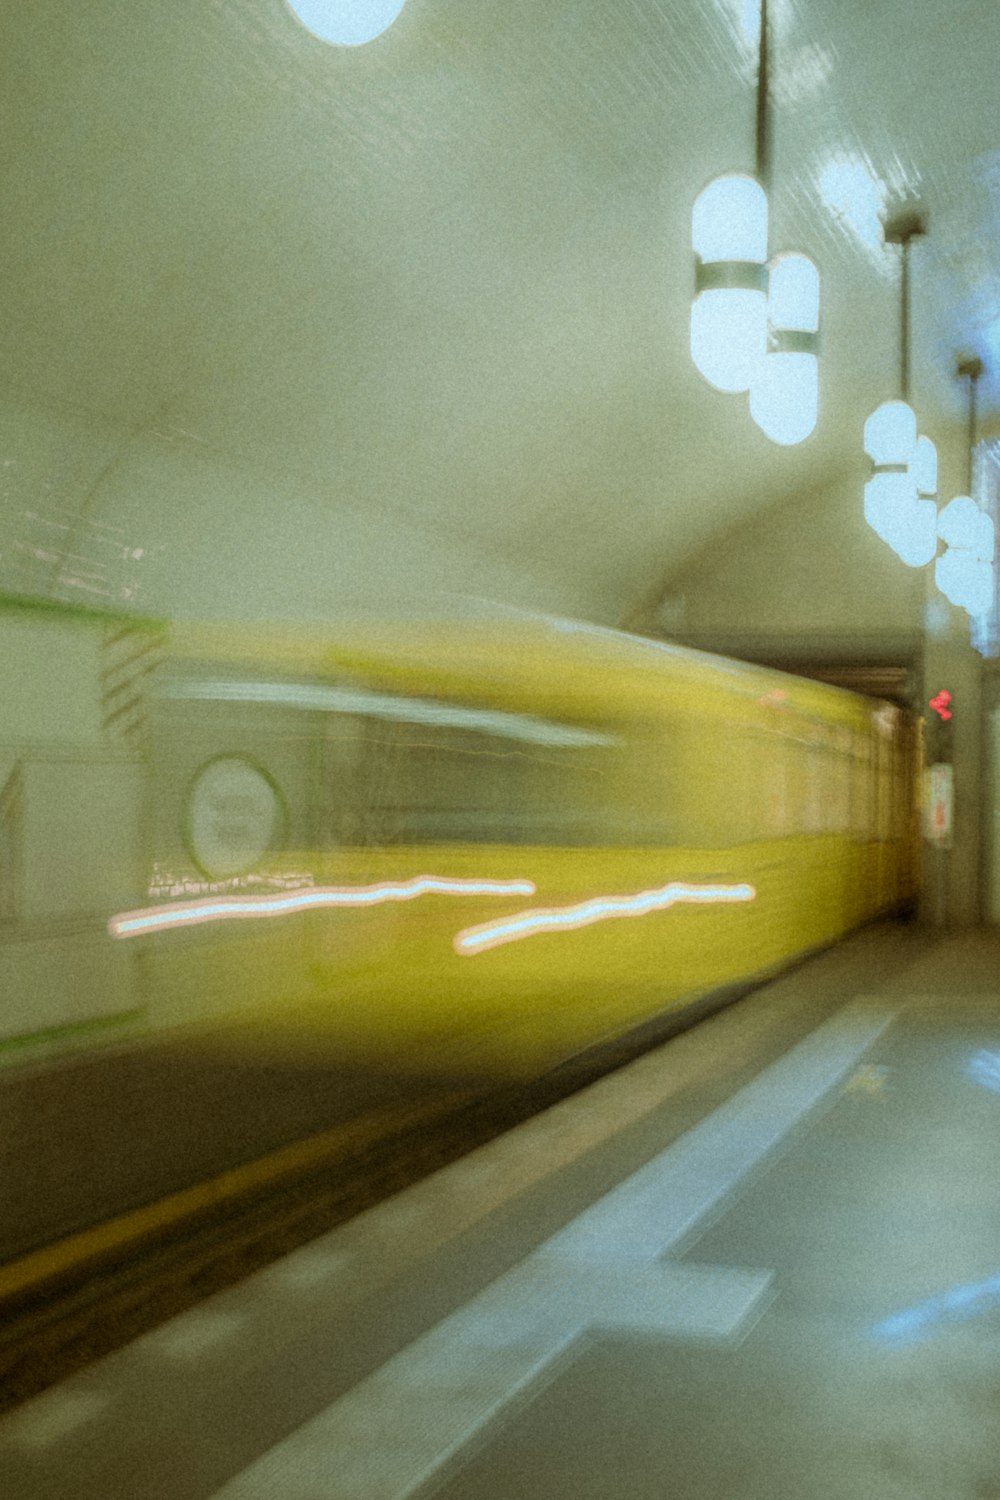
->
[0,604,146,1054]
[0,392,621,630]
[642,464,926,646]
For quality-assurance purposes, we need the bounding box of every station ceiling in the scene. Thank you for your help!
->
[2,0,1000,626]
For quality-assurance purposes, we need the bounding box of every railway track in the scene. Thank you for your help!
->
[0,1046,631,1415]
[0,970,768,1417]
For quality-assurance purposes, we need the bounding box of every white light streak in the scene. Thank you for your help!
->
[110,875,537,939]
[162,679,614,749]
[454,881,756,955]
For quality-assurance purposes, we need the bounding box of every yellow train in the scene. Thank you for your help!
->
[115,612,920,1077]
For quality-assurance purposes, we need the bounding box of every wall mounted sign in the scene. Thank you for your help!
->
[924,762,953,847]
[184,755,285,880]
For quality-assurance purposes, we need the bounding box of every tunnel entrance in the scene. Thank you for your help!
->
[752,661,914,706]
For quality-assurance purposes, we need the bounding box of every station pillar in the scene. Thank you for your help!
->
[920,595,984,927]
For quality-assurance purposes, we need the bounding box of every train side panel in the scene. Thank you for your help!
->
[123,631,921,1075]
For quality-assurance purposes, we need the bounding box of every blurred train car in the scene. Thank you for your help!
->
[107,613,920,1078]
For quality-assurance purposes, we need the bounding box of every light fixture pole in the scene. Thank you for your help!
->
[890,211,924,401]
[755,0,771,195]
[689,0,819,443]
[935,356,995,616]
[959,355,982,492]
[862,211,937,566]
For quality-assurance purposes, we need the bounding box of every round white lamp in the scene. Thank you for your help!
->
[690,175,769,393]
[749,252,819,444]
[284,0,407,45]
[864,400,917,466]
[912,434,938,497]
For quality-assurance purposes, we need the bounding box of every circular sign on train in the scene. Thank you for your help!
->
[184,755,286,880]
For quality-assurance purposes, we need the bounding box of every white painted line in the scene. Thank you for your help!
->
[525,1257,775,1339]
[140,1309,245,1360]
[210,998,892,1500]
[211,1305,581,1500]
[264,1246,355,1291]
[1,1391,108,1449]
[545,998,892,1264]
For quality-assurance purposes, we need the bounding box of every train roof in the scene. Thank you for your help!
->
[164,613,904,741]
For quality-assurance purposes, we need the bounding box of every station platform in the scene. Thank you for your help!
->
[2,918,999,1500]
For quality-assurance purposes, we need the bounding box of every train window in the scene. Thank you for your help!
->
[153,671,650,860]
[670,723,790,846]
[803,749,826,834]
[876,736,892,841]
[346,713,622,848]
[779,739,806,837]
[807,744,850,835]
[852,741,873,837]
[762,738,790,838]
[831,749,852,834]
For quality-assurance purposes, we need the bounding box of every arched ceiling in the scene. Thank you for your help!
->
[2,0,999,624]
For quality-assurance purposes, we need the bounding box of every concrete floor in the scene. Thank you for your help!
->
[2,921,999,1500]
[438,997,1000,1500]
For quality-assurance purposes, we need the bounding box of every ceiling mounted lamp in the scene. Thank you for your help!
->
[935,357,995,617]
[284,0,407,46]
[749,250,820,445]
[689,0,820,442]
[691,173,769,394]
[862,211,937,567]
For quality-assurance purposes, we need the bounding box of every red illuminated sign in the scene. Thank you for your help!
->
[929,690,952,721]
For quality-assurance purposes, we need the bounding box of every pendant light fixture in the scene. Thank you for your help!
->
[936,357,995,617]
[749,251,820,445]
[690,173,769,394]
[689,0,819,442]
[863,211,937,567]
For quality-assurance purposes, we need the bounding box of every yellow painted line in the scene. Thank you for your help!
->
[0,1093,470,1305]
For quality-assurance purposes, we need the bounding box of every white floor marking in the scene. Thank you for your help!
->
[2,1391,108,1449]
[210,998,892,1500]
[264,1246,355,1291]
[372,1200,431,1232]
[140,1309,244,1359]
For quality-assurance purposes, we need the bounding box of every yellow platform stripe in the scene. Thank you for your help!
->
[0,1092,470,1306]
